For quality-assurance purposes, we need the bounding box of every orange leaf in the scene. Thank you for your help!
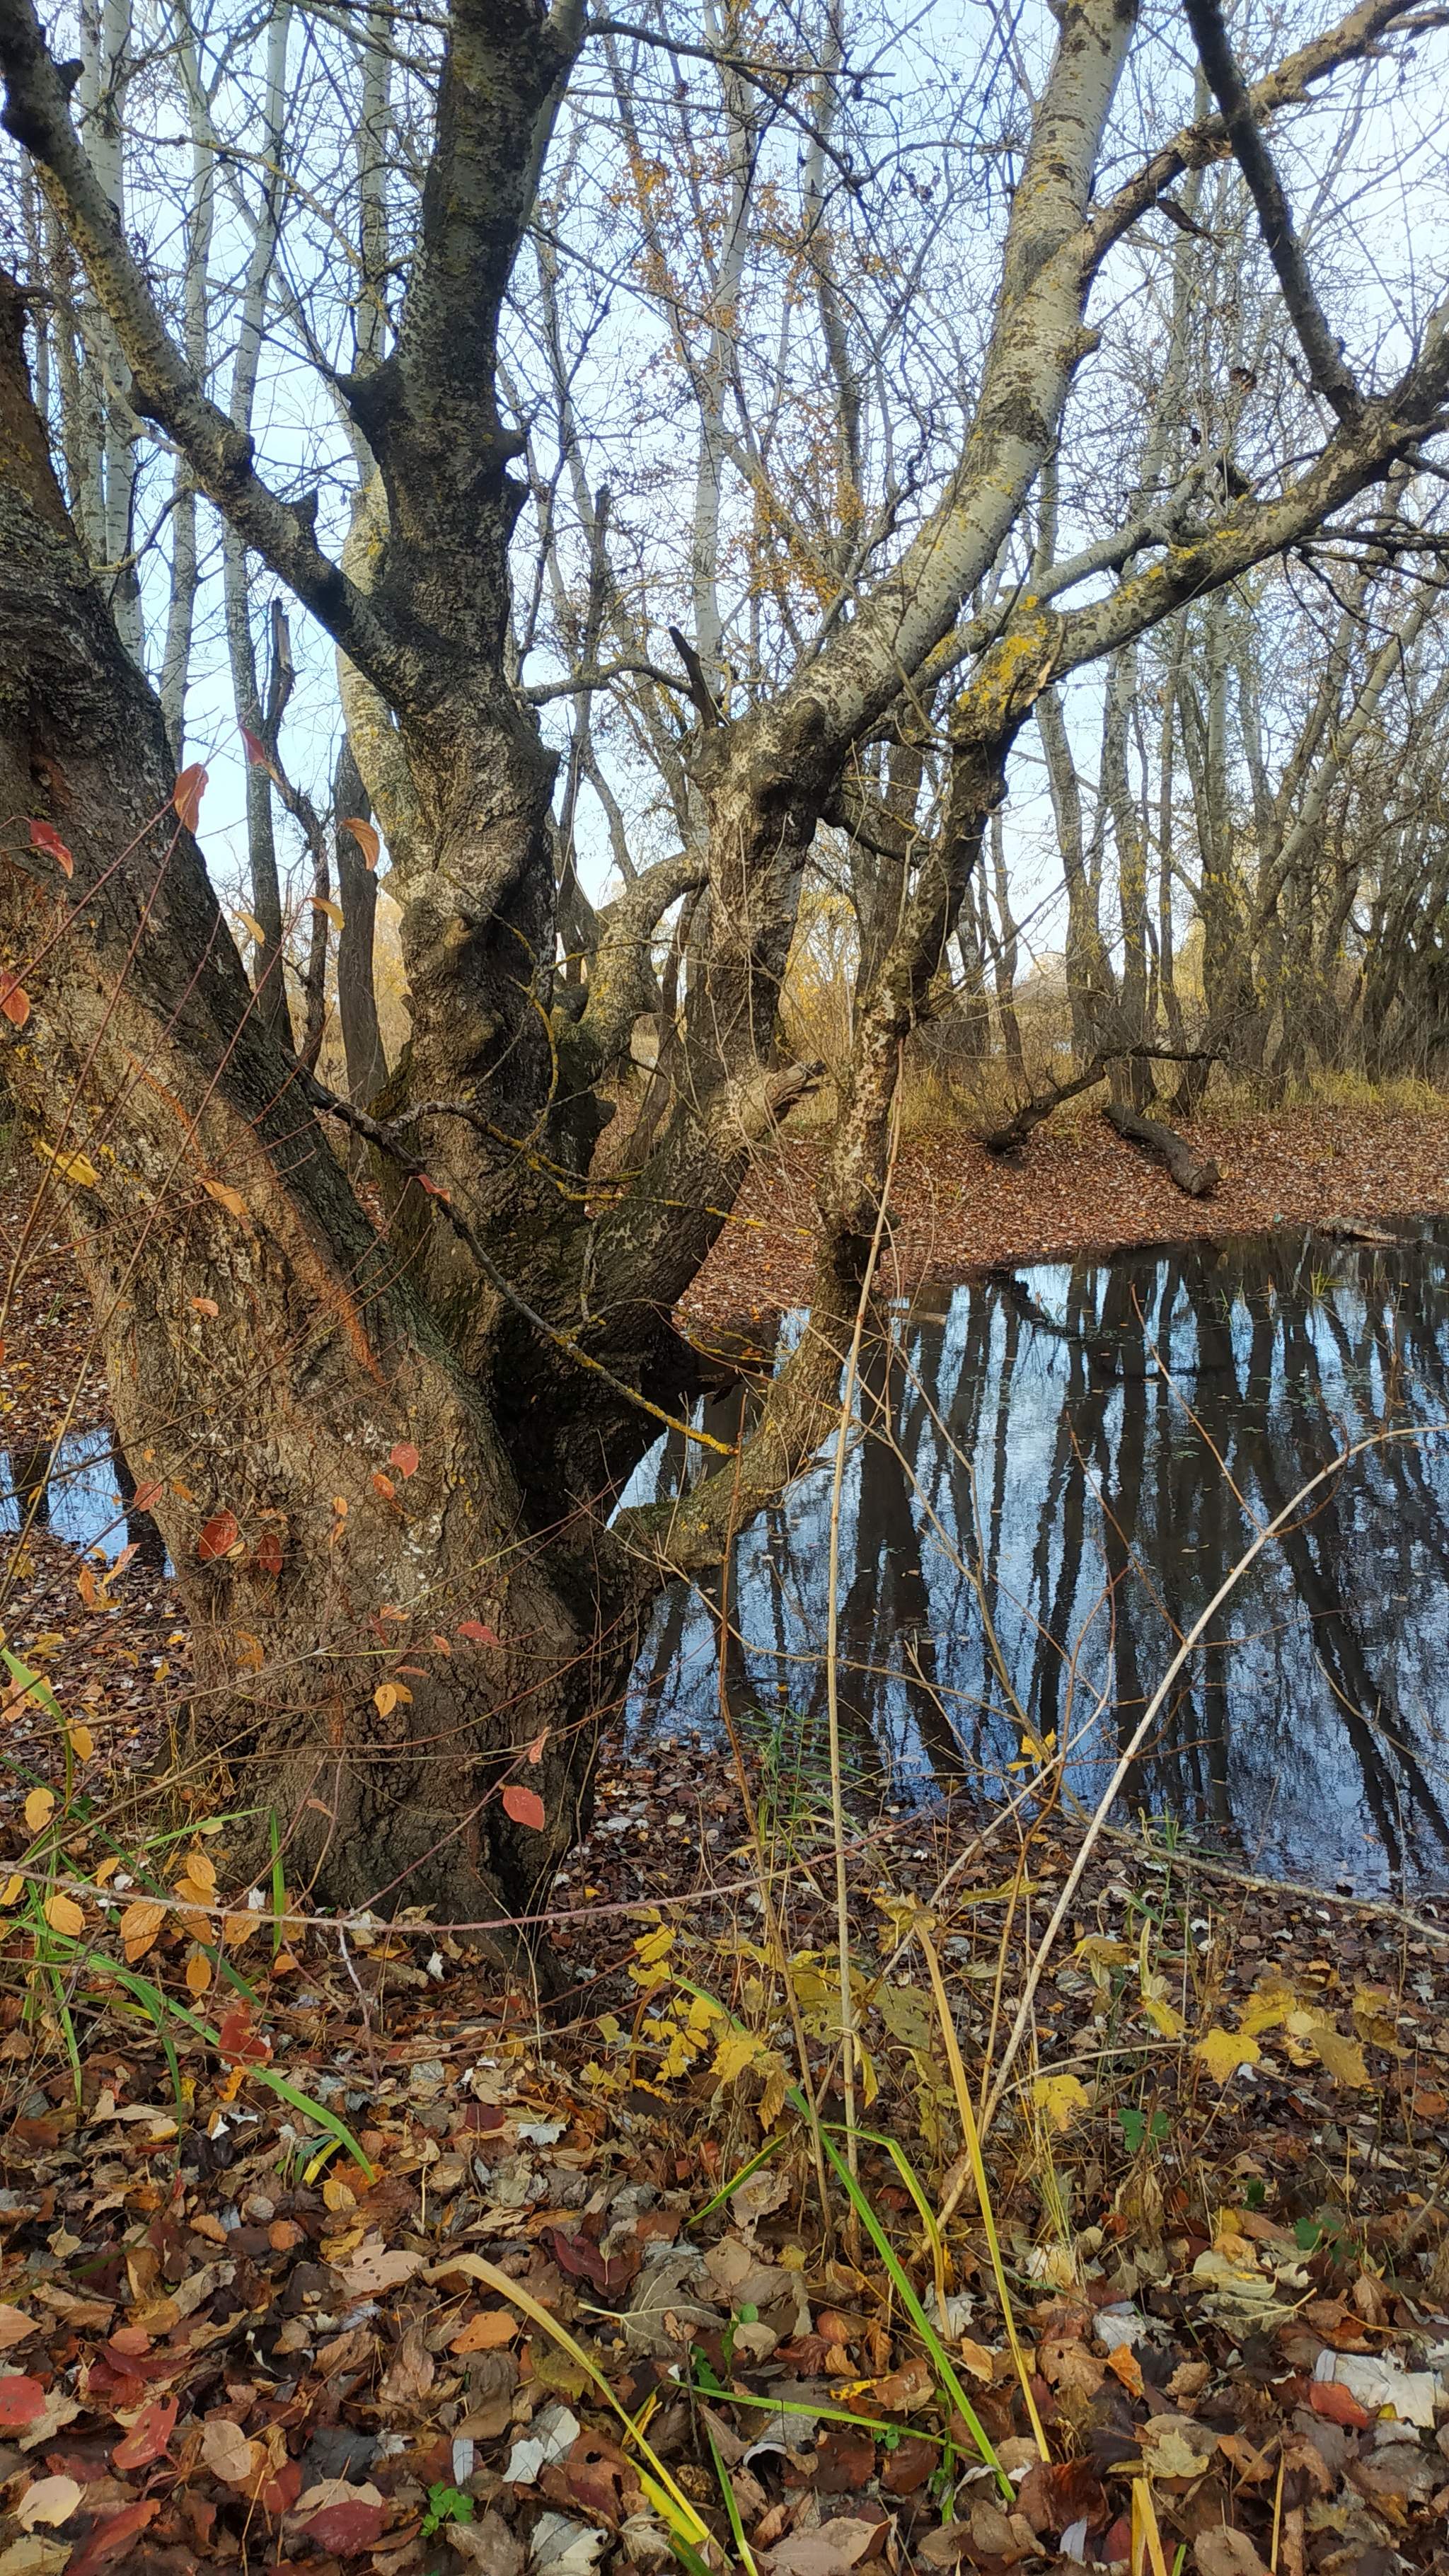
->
[185,1954,212,1994]
[173,764,207,831]
[133,1481,163,1511]
[0,977,30,1028]
[343,816,380,870]
[526,1730,548,1764]
[373,1682,412,1716]
[372,1472,396,1500]
[238,724,281,782]
[200,1177,247,1219]
[450,2309,518,2354]
[198,1511,239,1562]
[191,1296,219,1317]
[389,1443,419,1477]
[29,819,73,878]
[310,895,345,931]
[502,1784,545,1831]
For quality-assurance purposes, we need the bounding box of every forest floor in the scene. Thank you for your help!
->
[0,1102,1445,2576]
[675,1098,1449,1350]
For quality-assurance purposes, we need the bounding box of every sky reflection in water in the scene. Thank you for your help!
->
[619,1223,1449,1893]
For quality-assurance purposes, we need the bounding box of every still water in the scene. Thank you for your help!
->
[620,1224,1449,1894]
[0,1428,164,1566]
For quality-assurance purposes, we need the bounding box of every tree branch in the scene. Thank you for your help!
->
[0,0,400,695]
[1182,0,1363,422]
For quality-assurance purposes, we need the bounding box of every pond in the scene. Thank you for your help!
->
[0,1427,166,1567]
[620,1223,1449,1895]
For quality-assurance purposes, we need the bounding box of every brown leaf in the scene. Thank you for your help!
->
[1194,2531,1269,2576]
[379,2320,434,2409]
[201,2418,260,2485]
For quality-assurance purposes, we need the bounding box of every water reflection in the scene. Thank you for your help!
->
[619,1225,1449,1893]
[0,1429,166,1566]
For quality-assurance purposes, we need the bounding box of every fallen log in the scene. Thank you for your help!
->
[979,1045,1220,1157]
[1103,1099,1219,1197]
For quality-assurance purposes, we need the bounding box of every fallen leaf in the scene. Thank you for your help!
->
[0,2311,35,2350]
[200,1177,247,1220]
[41,1895,83,1939]
[15,2480,82,2531]
[0,978,30,1029]
[451,2310,519,2353]
[23,1789,54,1834]
[201,2418,260,2484]
[111,2397,177,2469]
[389,1442,419,1477]
[1194,2531,1269,2576]
[0,2381,46,2429]
[1195,2027,1262,2083]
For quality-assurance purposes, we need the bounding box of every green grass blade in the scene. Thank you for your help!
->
[816,2125,1012,2499]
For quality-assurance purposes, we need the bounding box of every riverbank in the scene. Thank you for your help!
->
[676,1099,1449,1345]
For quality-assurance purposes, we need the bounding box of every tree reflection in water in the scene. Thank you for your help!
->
[618,1224,1449,1892]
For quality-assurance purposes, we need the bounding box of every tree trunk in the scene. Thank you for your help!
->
[0,282,630,1971]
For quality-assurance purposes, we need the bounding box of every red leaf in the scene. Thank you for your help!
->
[112,2396,177,2470]
[0,976,30,1029]
[526,1730,548,1764]
[0,2378,46,2427]
[256,1530,283,1577]
[388,1443,419,1478]
[260,2459,301,2518]
[132,1481,163,1512]
[417,1175,451,1200]
[173,764,207,832]
[342,816,381,871]
[198,1510,238,1562]
[218,2005,271,2065]
[301,2502,387,2554]
[1310,2380,1373,2429]
[29,819,74,879]
[238,725,279,782]
[502,1784,545,1831]
[458,1619,500,1646]
[67,2501,159,2576]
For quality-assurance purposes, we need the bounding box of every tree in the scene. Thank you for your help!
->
[1,0,1447,1967]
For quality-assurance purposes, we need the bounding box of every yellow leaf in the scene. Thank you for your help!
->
[43,1893,84,1937]
[374,1682,412,1716]
[310,895,345,930]
[234,911,267,945]
[117,1898,166,1953]
[1238,1977,1296,2038]
[183,1851,217,1893]
[95,1857,120,1885]
[34,1140,99,1188]
[1304,2025,1369,2087]
[233,1631,263,1674]
[712,2028,766,2088]
[23,1788,54,1835]
[1141,1994,1188,2039]
[0,1876,23,1907]
[200,1177,247,1219]
[68,1725,93,1764]
[323,2178,356,2213]
[185,1954,212,1994]
[1033,2072,1089,2133]
[223,1910,260,1946]
[634,1925,676,1966]
[1195,2026,1262,2083]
